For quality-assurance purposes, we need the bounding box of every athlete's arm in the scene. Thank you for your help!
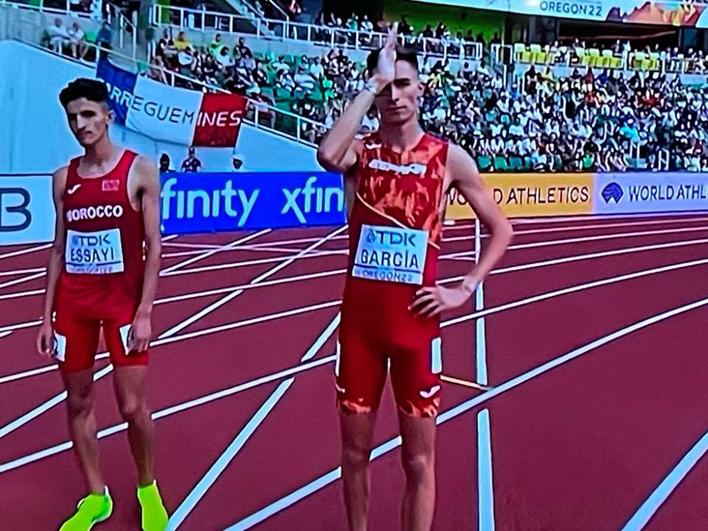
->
[129,156,161,352]
[316,24,397,173]
[317,93,373,174]
[410,144,513,317]
[36,167,68,356]
[343,166,358,219]
[448,144,513,286]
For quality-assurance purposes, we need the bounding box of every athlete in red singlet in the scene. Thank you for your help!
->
[318,26,513,531]
[35,79,168,531]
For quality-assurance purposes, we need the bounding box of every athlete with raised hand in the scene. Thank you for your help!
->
[318,24,513,531]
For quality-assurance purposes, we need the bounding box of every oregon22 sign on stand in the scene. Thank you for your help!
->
[159,172,346,235]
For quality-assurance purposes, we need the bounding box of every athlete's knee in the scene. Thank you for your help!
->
[66,389,93,418]
[117,396,148,423]
[341,441,371,471]
[402,452,435,484]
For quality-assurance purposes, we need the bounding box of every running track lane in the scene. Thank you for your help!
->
[489,302,708,530]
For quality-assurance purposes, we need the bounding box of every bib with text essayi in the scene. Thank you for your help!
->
[65,228,125,274]
[353,224,428,285]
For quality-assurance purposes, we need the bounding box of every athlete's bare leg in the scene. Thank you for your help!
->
[113,365,155,486]
[399,413,436,531]
[63,368,105,494]
[340,410,377,531]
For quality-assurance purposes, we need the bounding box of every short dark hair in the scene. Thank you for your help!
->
[366,46,419,77]
[59,78,110,108]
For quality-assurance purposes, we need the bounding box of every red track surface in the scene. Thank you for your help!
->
[0,214,707,530]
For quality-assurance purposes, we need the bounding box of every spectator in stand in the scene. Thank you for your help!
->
[181,147,202,172]
[68,21,88,59]
[174,31,191,51]
[95,21,113,58]
[209,33,225,57]
[47,18,71,54]
[159,153,174,173]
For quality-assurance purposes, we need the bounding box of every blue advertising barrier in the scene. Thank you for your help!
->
[159,171,346,235]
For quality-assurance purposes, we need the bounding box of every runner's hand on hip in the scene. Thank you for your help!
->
[409,284,474,318]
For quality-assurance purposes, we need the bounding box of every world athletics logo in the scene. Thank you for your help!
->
[601,183,624,203]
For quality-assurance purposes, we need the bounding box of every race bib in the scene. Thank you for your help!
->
[352,224,428,285]
[65,228,124,274]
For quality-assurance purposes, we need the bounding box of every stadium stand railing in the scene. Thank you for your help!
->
[150,4,485,64]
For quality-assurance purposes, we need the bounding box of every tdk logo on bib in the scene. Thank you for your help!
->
[353,224,428,285]
[65,228,124,274]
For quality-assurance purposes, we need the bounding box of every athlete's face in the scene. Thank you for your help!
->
[374,60,422,127]
[65,98,112,147]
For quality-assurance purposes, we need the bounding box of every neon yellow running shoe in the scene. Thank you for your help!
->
[59,487,113,531]
[137,480,168,531]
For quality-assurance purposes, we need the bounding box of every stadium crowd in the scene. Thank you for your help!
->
[35,0,708,173]
[147,28,708,172]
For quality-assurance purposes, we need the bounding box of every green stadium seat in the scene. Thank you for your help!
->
[493,156,509,172]
[553,155,563,170]
[477,155,492,171]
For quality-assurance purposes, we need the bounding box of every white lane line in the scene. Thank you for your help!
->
[162,244,341,259]
[161,230,271,275]
[0,268,45,278]
[477,409,495,531]
[445,226,708,256]
[0,244,52,260]
[474,218,495,530]
[0,272,45,290]
[621,431,708,531]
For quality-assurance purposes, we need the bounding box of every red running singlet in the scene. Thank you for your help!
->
[53,149,148,372]
[337,132,449,417]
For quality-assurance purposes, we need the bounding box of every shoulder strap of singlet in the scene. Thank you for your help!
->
[114,149,139,178]
[65,157,81,187]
